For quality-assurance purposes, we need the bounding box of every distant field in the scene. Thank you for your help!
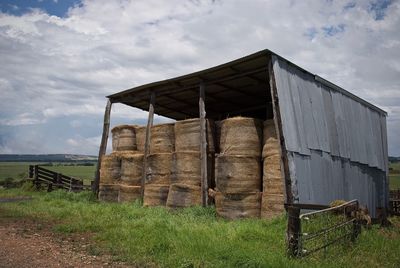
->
[0,162,96,184]
[389,161,400,190]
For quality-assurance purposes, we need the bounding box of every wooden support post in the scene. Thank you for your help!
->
[268,57,294,205]
[141,92,155,201]
[199,82,208,206]
[93,99,112,195]
[287,206,301,257]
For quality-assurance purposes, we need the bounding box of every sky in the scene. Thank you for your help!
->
[0,0,399,156]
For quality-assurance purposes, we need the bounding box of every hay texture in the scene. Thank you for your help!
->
[215,155,261,193]
[146,153,173,185]
[150,123,175,153]
[171,152,214,186]
[263,155,283,194]
[143,184,170,207]
[174,118,215,152]
[99,184,120,202]
[100,154,121,184]
[261,193,285,219]
[215,191,261,219]
[111,125,137,151]
[219,117,262,156]
[120,153,143,186]
[118,185,141,203]
[262,120,280,159]
[166,183,202,208]
[135,126,146,152]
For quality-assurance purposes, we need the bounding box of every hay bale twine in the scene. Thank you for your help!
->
[261,193,285,219]
[143,184,170,207]
[120,153,143,186]
[146,153,173,185]
[118,185,141,203]
[99,184,120,202]
[220,117,262,156]
[166,183,202,208]
[174,118,215,152]
[215,191,261,219]
[215,155,261,193]
[135,126,146,152]
[111,125,137,151]
[262,120,280,159]
[100,154,121,184]
[150,123,175,153]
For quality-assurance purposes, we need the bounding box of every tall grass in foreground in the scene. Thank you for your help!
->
[1,188,399,268]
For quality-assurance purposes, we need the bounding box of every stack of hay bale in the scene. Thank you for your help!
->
[167,118,215,208]
[143,123,174,206]
[261,120,285,218]
[214,117,263,219]
[99,125,142,203]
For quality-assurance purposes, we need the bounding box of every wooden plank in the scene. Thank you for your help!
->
[93,99,112,195]
[199,82,208,206]
[268,58,293,204]
[141,92,155,200]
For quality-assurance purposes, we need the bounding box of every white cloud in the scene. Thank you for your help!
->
[0,0,399,155]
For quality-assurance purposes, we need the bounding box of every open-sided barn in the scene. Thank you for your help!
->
[96,49,388,218]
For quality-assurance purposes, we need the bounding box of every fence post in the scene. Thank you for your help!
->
[287,206,301,257]
[29,165,34,178]
[34,165,39,189]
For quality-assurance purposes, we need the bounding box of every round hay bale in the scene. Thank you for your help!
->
[220,117,262,156]
[174,118,215,152]
[215,155,261,193]
[263,155,281,179]
[150,123,175,153]
[172,152,215,186]
[215,191,261,219]
[100,154,121,184]
[120,153,143,186]
[263,177,284,194]
[146,153,173,185]
[111,125,137,151]
[172,152,201,186]
[166,183,202,208]
[262,120,280,159]
[118,185,141,203]
[143,184,170,207]
[99,184,120,202]
[135,126,146,152]
[260,193,285,219]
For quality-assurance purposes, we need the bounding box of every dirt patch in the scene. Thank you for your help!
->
[0,217,134,268]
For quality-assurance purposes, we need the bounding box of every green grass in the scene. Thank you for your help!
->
[1,188,399,267]
[0,162,96,184]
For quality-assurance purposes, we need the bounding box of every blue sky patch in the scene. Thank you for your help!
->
[322,24,346,37]
[369,0,392,20]
[304,27,318,40]
[0,0,82,17]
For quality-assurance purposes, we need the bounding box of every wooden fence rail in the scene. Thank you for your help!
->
[28,165,91,192]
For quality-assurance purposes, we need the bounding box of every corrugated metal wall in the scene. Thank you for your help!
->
[272,55,388,217]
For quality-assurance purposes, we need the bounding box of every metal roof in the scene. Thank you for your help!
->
[108,49,387,119]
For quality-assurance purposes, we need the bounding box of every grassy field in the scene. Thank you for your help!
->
[0,162,96,184]
[0,188,399,267]
[389,162,400,190]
